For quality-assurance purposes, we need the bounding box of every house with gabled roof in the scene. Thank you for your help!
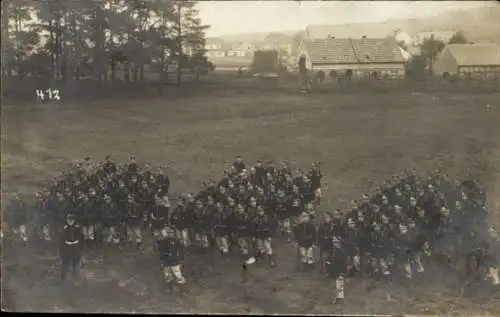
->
[434,43,500,79]
[205,38,231,58]
[297,36,406,80]
[227,42,255,57]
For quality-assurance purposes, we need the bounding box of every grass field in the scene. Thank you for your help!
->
[2,87,500,314]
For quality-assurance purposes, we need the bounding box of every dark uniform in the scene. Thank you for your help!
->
[326,237,348,304]
[125,197,143,247]
[193,203,211,250]
[59,216,84,281]
[231,208,252,256]
[102,199,120,245]
[170,203,189,246]
[252,210,276,266]
[151,198,170,238]
[213,205,230,256]
[344,219,361,274]
[294,217,317,270]
[157,232,186,285]
[138,183,154,227]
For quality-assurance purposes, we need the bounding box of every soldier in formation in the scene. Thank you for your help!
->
[3,156,171,253]
[3,155,498,296]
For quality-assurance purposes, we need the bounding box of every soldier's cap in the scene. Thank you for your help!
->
[130,156,136,160]
[394,204,401,209]
[66,213,76,219]
[324,212,333,218]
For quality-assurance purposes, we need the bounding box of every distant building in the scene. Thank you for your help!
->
[434,43,500,79]
[227,42,254,57]
[297,37,406,80]
[205,38,229,58]
[413,31,456,46]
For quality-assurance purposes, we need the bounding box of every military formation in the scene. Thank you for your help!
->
[2,155,499,304]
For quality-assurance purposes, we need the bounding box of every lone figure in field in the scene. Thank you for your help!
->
[59,213,84,284]
[298,55,310,93]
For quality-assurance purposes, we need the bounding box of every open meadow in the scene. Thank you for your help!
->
[2,87,500,314]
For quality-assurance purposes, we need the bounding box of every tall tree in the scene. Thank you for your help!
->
[448,31,468,44]
[6,0,40,82]
[419,35,445,73]
[172,0,209,86]
[4,0,209,93]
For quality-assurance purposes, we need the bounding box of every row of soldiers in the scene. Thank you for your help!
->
[3,156,498,301]
[3,156,172,250]
[161,158,499,303]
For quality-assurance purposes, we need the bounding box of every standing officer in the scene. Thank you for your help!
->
[59,213,84,283]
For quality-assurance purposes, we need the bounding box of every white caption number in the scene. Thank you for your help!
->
[36,89,45,100]
[36,89,60,101]
[49,89,60,100]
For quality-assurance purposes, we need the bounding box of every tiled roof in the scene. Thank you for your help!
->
[303,38,357,64]
[447,43,500,66]
[352,37,405,63]
[303,37,405,64]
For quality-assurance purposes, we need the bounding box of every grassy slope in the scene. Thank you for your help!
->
[2,89,500,314]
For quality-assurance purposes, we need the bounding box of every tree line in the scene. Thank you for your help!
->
[1,0,213,93]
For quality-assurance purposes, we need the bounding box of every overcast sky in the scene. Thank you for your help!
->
[197,1,491,37]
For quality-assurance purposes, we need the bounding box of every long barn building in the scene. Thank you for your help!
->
[297,37,407,81]
[434,43,500,80]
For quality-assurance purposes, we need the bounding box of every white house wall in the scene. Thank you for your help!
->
[434,47,458,76]
[311,63,406,78]
[207,51,226,58]
[458,66,500,79]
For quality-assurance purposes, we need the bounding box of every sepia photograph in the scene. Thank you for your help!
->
[1,0,499,314]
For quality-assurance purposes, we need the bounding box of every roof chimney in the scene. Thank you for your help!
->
[362,35,367,39]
